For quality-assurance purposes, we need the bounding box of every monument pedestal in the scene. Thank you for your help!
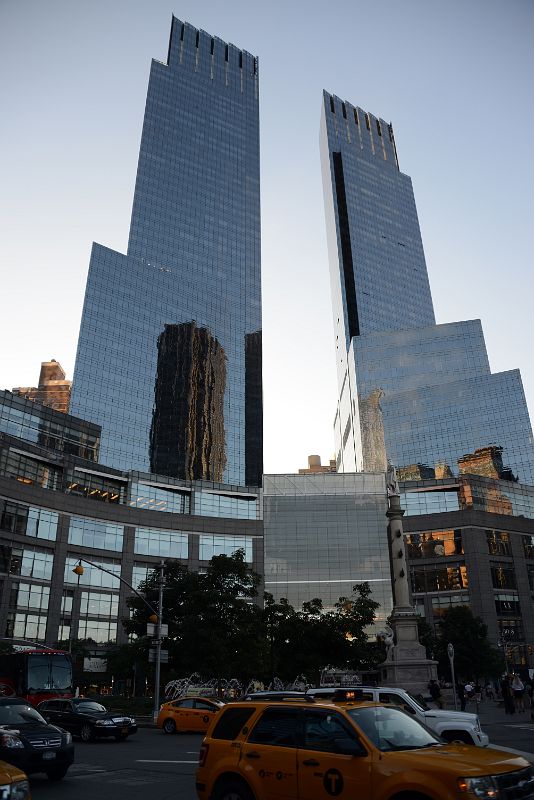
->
[379,607,437,694]
[381,471,437,694]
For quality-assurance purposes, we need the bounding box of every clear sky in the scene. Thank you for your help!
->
[1,0,533,476]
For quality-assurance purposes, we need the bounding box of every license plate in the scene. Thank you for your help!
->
[42,751,56,760]
[121,727,128,734]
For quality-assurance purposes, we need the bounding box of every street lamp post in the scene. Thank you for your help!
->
[72,557,164,716]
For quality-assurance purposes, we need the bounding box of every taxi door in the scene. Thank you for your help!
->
[174,697,196,730]
[240,706,299,800]
[193,699,219,732]
[297,708,371,800]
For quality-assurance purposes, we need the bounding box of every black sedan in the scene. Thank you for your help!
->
[0,697,74,780]
[39,698,137,742]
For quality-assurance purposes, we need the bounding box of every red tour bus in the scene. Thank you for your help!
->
[0,647,73,706]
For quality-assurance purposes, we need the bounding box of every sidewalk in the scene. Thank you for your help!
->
[436,695,534,725]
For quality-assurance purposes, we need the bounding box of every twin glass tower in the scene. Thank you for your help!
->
[320,92,534,485]
[71,19,262,487]
[71,18,534,488]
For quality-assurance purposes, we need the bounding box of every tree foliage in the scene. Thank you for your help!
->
[122,552,381,685]
[433,606,504,680]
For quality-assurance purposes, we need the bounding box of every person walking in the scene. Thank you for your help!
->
[457,682,466,712]
[511,673,526,712]
[501,675,515,715]
[428,679,443,709]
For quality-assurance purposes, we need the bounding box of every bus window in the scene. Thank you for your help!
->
[50,654,72,690]
[27,654,51,691]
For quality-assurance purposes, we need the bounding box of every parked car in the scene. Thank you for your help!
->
[196,697,533,800]
[306,685,489,746]
[0,760,30,799]
[157,696,223,734]
[0,697,74,781]
[38,698,137,742]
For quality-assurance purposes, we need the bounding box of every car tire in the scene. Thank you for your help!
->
[162,718,176,734]
[442,729,475,745]
[46,766,69,781]
[213,778,255,800]
[80,723,94,742]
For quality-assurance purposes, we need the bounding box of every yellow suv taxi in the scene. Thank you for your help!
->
[196,697,533,800]
[157,696,224,734]
[0,760,31,799]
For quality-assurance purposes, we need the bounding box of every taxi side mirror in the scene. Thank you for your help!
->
[334,737,367,757]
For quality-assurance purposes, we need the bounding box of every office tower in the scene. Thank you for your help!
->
[320,93,534,484]
[71,18,262,486]
[13,360,71,414]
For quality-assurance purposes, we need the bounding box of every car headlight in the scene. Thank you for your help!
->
[0,781,31,800]
[0,734,24,749]
[458,776,499,798]
[95,719,114,726]
[10,781,31,800]
[130,718,136,725]
[474,717,481,732]
[63,731,73,744]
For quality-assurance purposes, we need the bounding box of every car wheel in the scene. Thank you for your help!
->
[46,766,69,781]
[162,718,176,734]
[443,729,475,745]
[213,778,255,800]
[80,723,94,742]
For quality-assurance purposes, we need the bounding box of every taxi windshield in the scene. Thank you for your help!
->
[348,706,441,752]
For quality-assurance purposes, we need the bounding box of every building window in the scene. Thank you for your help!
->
[66,473,123,504]
[9,547,53,581]
[405,530,463,559]
[80,591,119,619]
[498,618,525,643]
[10,582,50,612]
[491,564,517,590]
[77,619,117,644]
[129,483,190,515]
[6,612,47,641]
[0,501,58,540]
[487,530,511,556]
[134,528,188,559]
[0,448,60,490]
[64,556,120,589]
[195,491,258,520]
[68,517,123,552]
[430,594,469,618]
[410,563,468,593]
[523,536,534,560]
[199,535,253,562]
[494,593,521,616]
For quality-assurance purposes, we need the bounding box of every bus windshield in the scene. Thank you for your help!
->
[27,653,72,693]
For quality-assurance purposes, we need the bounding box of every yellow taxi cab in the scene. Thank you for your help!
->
[196,696,534,800]
[157,695,224,734]
[0,760,31,799]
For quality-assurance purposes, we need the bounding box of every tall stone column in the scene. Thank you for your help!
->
[379,465,437,693]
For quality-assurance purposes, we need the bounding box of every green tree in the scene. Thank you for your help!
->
[433,606,504,680]
[124,550,264,682]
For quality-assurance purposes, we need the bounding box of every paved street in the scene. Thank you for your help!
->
[28,728,200,800]
[25,704,534,800]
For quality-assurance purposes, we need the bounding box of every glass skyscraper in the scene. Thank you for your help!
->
[320,92,534,484]
[71,18,262,487]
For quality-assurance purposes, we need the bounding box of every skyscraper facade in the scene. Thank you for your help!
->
[71,18,262,487]
[320,92,534,484]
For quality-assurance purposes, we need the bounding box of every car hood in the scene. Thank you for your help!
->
[423,709,479,723]
[389,744,528,775]
[0,722,63,735]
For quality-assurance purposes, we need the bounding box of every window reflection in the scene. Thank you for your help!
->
[410,563,468,592]
[405,529,463,559]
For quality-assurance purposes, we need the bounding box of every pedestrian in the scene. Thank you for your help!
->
[525,680,533,709]
[474,682,482,708]
[457,682,466,712]
[428,679,443,709]
[485,682,494,701]
[501,675,515,715]
[464,681,474,707]
[511,673,526,712]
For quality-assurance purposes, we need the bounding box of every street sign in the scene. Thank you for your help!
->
[147,623,168,637]
[149,648,168,663]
